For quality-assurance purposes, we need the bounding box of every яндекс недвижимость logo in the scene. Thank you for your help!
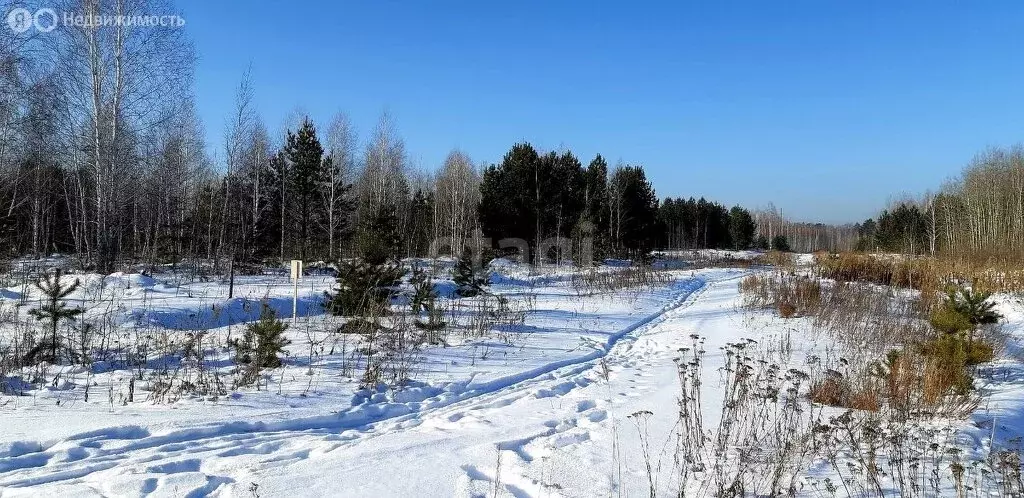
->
[6,7,184,33]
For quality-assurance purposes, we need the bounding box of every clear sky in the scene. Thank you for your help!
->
[175,0,1024,224]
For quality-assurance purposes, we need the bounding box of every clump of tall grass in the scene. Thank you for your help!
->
[571,265,671,295]
[816,252,934,290]
[740,273,822,318]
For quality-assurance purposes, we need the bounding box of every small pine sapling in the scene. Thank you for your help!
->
[930,287,1002,348]
[324,260,404,317]
[410,267,446,343]
[233,304,290,385]
[453,251,488,298]
[26,269,85,364]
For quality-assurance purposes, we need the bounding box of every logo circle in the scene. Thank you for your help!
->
[33,8,58,33]
[6,8,33,33]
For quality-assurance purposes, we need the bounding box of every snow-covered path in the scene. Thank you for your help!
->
[0,271,752,497]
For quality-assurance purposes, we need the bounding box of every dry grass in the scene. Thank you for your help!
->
[816,252,1024,299]
[570,265,671,295]
[755,251,796,271]
[741,271,993,419]
[740,273,821,318]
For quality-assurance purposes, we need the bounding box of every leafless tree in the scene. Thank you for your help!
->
[53,0,195,270]
[357,111,408,222]
[433,149,479,255]
[322,111,356,260]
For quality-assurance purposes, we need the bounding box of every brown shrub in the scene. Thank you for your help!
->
[741,274,821,317]
[809,376,849,407]
[778,302,797,318]
[847,389,881,412]
[761,251,795,270]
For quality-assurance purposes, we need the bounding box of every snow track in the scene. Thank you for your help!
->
[0,271,749,497]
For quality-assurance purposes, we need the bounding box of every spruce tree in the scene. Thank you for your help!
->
[355,203,403,266]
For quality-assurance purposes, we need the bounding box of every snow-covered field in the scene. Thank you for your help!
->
[0,260,1021,497]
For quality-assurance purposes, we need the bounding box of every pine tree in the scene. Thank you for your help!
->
[453,251,488,297]
[233,304,290,385]
[728,206,756,250]
[548,151,586,263]
[874,203,928,254]
[407,189,434,257]
[771,235,791,252]
[609,166,659,258]
[479,143,540,252]
[355,203,403,266]
[583,154,610,261]
[284,118,328,261]
[325,260,404,317]
[254,151,288,260]
[410,267,445,341]
[948,289,1002,327]
[27,269,84,364]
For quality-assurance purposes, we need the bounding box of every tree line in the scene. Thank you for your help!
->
[1,1,873,270]
[855,145,1024,260]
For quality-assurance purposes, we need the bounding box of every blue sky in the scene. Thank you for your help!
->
[176,0,1024,223]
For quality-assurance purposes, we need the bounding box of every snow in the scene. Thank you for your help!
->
[0,262,1021,496]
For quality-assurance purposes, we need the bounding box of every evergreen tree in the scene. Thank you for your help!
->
[728,206,756,249]
[355,203,403,266]
[233,304,290,385]
[543,151,586,262]
[610,166,659,257]
[254,151,288,260]
[658,197,733,250]
[582,154,610,261]
[284,118,328,261]
[855,218,878,251]
[771,234,791,252]
[325,260,404,317]
[410,267,446,341]
[27,269,84,364]
[453,251,489,297]
[407,189,434,257]
[479,143,541,252]
[874,203,927,254]
[945,288,1002,328]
